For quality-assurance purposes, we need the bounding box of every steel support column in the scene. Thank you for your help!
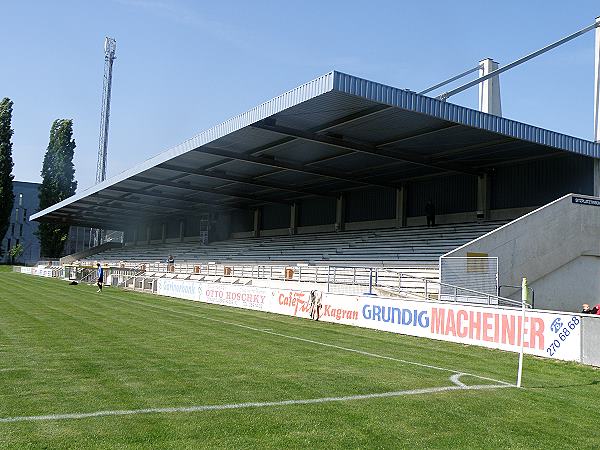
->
[479,58,502,117]
[290,203,298,235]
[594,159,600,197]
[335,194,345,232]
[477,173,491,219]
[396,186,407,227]
[253,208,261,238]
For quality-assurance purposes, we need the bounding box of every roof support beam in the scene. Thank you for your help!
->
[249,104,391,157]
[376,124,462,147]
[74,199,184,218]
[107,185,246,209]
[158,163,338,198]
[193,146,398,189]
[40,216,127,229]
[48,209,130,227]
[130,175,291,205]
[252,123,479,176]
[93,192,188,210]
[303,124,462,168]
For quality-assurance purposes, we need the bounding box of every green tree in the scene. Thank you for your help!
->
[38,119,77,258]
[0,98,14,257]
[8,242,24,263]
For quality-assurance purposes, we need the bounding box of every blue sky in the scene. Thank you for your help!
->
[1,0,599,189]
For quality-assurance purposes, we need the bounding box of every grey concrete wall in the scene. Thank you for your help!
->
[529,256,600,312]
[444,194,600,313]
[582,315,600,367]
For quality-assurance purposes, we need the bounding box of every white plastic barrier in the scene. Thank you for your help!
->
[156,279,581,362]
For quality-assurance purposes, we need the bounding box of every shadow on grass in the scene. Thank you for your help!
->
[527,379,600,389]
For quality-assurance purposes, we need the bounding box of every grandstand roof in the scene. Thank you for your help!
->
[31,71,600,229]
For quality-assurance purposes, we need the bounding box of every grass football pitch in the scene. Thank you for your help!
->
[0,269,599,449]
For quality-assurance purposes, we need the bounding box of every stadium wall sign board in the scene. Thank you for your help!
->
[572,196,600,207]
[156,279,581,363]
[156,278,199,302]
[24,266,57,277]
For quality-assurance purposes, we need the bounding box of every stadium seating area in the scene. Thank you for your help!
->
[87,221,506,267]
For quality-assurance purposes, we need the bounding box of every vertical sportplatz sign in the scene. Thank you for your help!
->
[156,280,581,362]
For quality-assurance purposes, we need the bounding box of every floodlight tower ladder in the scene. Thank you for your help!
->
[93,37,117,246]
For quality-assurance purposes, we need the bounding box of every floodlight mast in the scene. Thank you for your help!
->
[93,37,116,247]
[96,37,117,184]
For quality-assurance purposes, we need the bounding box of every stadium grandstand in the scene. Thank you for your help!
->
[30,71,600,312]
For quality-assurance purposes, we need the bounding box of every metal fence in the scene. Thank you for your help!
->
[439,257,499,304]
[13,258,520,307]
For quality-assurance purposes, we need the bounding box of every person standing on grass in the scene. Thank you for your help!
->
[96,263,104,293]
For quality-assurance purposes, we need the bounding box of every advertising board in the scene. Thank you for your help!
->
[200,283,271,311]
[152,279,582,362]
[156,278,200,301]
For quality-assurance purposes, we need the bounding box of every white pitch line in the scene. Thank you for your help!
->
[0,381,512,423]
[121,297,512,387]
[450,373,467,387]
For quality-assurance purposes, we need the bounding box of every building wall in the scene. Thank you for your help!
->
[407,174,478,217]
[1,181,94,262]
[298,198,336,227]
[443,193,600,313]
[261,204,290,230]
[491,154,594,209]
[346,187,396,222]
[136,155,598,242]
[1,181,41,264]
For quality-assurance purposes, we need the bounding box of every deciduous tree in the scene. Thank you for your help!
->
[38,119,77,258]
[0,98,14,257]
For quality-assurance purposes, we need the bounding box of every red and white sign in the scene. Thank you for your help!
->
[154,279,582,362]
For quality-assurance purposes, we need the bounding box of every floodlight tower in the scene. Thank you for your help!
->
[96,37,117,184]
[93,37,116,247]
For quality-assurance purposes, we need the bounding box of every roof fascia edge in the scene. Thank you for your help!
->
[31,71,337,221]
[331,71,600,159]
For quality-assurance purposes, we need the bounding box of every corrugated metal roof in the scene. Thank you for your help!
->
[31,70,600,224]
[332,72,600,158]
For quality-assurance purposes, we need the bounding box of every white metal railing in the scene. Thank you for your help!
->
[14,257,520,307]
[89,260,516,307]
[117,263,149,288]
[439,256,499,298]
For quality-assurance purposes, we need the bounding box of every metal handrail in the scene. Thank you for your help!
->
[80,268,97,284]
[90,258,517,307]
[386,269,521,307]
[119,263,149,287]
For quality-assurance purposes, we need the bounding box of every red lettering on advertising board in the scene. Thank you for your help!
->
[322,304,359,321]
[278,291,309,316]
[456,310,468,338]
[431,307,545,350]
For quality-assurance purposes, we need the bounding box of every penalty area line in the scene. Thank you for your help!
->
[0,382,512,423]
